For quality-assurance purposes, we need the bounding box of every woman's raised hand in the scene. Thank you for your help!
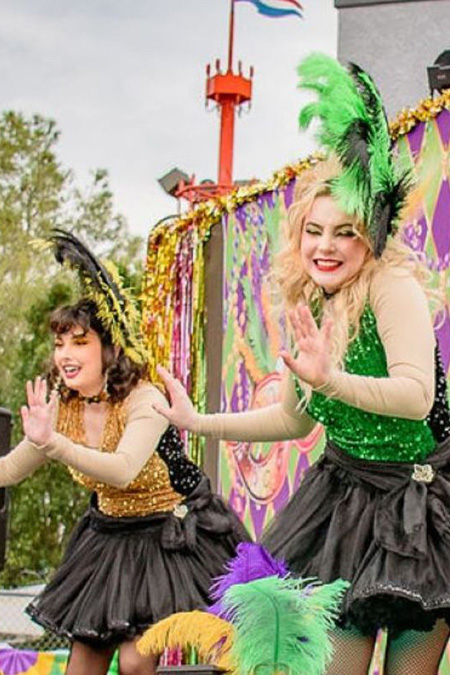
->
[21,377,57,446]
[280,304,333,388]
[154,366,200,431]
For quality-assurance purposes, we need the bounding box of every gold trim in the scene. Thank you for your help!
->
[389,88,450,141]
[147,154,322,246]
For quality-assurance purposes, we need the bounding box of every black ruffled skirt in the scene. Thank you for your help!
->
[262,437,450,636]
[26,477,250,646]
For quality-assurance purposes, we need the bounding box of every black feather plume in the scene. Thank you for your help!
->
[43,229,147,364]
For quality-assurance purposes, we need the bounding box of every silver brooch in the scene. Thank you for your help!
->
[173,504,188,519]
[412,464,435,483]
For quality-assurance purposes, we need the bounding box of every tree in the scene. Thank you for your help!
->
[0,112,143,397]
[0,111,144,584]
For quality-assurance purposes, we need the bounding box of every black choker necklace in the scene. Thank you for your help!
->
[79,391,108,404]
[323,289,336,300]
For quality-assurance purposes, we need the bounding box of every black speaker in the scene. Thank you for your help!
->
[428,51,450,96]
[0,408,12,569]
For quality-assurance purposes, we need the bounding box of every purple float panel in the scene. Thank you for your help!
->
[435,309,450,376]
[431,179,450,264]
[407,120,426,157]
[436,108,450,148]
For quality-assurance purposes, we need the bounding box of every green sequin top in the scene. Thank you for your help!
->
[299,307,436,462]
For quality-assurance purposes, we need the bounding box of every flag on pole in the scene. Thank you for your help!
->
[234,0,303,19]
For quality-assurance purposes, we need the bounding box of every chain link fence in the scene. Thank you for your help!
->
[0,586,69,651]
[0,586,194,670]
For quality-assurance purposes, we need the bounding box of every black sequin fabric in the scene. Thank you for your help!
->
[426,344,450,443]
[157,425,203,496]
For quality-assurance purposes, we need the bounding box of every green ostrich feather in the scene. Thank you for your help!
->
[223,576,349,675]
[296,53,410,255]
[297,54,371,222]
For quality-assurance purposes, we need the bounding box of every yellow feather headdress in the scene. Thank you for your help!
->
[36,229,148,365]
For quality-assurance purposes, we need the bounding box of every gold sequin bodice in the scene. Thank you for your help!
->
[57,396,181,517]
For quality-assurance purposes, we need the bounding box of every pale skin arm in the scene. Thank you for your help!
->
[153,365,315,442]
[315,270,435,419]
[155,268,435,433]
[0,440,49,487]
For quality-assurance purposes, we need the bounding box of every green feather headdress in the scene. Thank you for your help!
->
[36,229,148,365]
[297,53,411,257]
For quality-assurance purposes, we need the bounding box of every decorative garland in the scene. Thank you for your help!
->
[389,88,450,140]
[146,155,321,246]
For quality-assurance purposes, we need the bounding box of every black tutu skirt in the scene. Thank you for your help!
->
[262,437,450,636]
[26,477,250,646]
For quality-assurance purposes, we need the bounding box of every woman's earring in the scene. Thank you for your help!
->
[103,369,111,399]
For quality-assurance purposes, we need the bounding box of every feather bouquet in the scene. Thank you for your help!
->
[223,576,349,675]
[137,611,235,672]
[138,543,348,675]
[209,542,289,620]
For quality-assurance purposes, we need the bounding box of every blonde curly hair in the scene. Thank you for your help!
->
[274,156,437,371]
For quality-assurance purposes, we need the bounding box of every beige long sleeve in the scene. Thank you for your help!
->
[317,267,435,419]
[195,370,315,441]
[42,384,169,489]
[0,439,48,486]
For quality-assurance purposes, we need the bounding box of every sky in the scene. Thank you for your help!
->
[0,1,338,238]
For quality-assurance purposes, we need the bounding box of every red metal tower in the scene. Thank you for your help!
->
[175,0,254,204]
[207,0,253,186]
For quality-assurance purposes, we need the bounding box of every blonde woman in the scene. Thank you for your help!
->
[155,55,450,675]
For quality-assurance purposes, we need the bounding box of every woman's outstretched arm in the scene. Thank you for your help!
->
[154,366,316,442]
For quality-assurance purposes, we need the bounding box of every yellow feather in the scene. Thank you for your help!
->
[30,238,53,252]
[398,172,430,226]
[137,611,235,671]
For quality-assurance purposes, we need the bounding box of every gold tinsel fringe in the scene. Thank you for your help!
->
[390,88,450,141]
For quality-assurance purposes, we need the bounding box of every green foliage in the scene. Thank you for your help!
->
[8,282,75,445]
[0,280,91,586]
[0,110,144,585]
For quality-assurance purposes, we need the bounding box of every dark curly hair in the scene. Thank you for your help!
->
[48,299,146,402]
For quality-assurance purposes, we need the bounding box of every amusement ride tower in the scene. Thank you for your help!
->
[171,0,254,204]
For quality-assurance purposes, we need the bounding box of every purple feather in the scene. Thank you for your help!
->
[208,543,288,619]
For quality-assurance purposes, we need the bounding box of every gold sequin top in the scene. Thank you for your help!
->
[46,383,182,517]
